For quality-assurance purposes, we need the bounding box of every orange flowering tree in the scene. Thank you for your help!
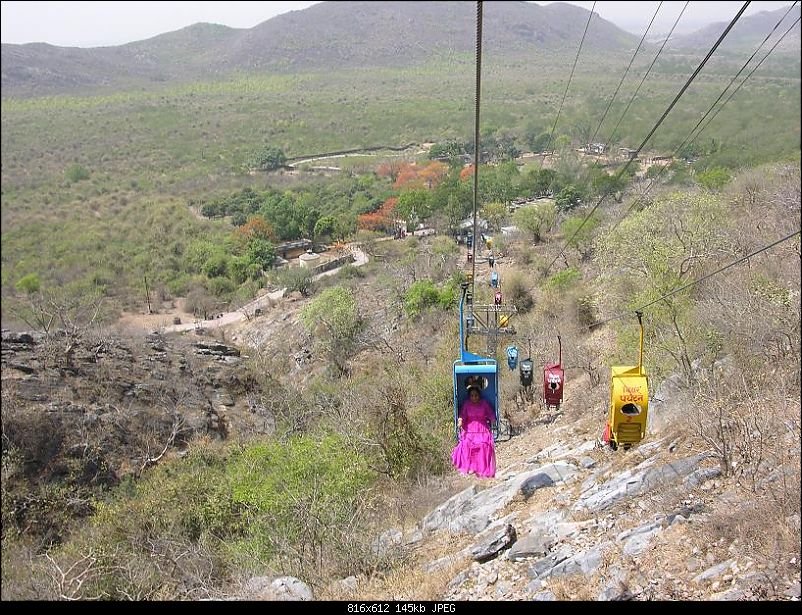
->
[233,215,277,245]
[357,196,398,232]
[393,161,450,190]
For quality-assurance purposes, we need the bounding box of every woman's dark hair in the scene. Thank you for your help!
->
[467,385,481,395]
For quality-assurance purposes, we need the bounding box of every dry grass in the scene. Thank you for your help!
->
[318,533,470,600]
[547,573,602,600]
[366,474,474,533]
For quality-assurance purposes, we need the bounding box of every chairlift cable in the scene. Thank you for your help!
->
[587,229,801,329]
[605,1,690,148]
[609,5,800,234]
[544,1,752,275]
[581,2,664,191]
[543,1,597,158]
[470,0,484,299]
[588,1,663,148]
[691,12,801,151]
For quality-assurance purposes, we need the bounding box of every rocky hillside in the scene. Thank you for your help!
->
[319,394,801,601]
[1,165,799,601]
[6,312,798,602]
[1,327,269,520]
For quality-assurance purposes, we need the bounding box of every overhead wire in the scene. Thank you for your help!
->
[544,1,752,275]
[588,229,801,329]
[608,3,800,234]
[588,1,663,149]
[605,1,690,148]
[543,1,597,158]
[692,11,801,149]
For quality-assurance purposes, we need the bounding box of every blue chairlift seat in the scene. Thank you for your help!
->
[506,345,519,370]
[453,284,501,440]
[453,360,499,440]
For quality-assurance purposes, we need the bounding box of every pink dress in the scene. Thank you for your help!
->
[451,398,496,478]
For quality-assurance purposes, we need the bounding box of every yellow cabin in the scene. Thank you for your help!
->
[607,365,649,449]
[604,312,649,450]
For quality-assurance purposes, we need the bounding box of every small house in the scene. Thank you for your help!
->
[277,239,313,260]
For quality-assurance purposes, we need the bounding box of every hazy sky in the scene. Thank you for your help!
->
[0,1,795,47]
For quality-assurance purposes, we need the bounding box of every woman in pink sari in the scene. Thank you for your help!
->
[451,386,496,478]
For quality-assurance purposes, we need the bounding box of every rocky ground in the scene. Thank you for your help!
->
[313,378,801,602]
[3,262,799,601]
[1,328,270,486]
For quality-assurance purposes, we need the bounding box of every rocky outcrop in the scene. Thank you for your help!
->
[1,329,270,489]
[362,434,800,602]
[233,576,314,601]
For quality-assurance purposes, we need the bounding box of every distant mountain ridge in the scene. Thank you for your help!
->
[668,5,801,50]
[1,1,638,97]
[4,2,798,99]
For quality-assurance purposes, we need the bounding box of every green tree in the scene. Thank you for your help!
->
[645,165,663,180]
[479,162,517,204]
[428,140,467,164]
[520,168,554,197]
[403,280,441,319]
[250,146,287,171]
[481,202,507,233]
[333,214,356,241]
[396,190,431,228]
[561,212,601,261]
[443,194,465,238]
[555,185,583,212]
[494,135,521,161]
[314,215,337,240]
[595,192,730,381]
[202,252,230,278]
[300,287,362,375]
[275,267,315,297]
[15,273,41,295]
[513,201,557,243]
[526,130,551,153]
[591,171,627,202]
[246,238,276,271]
[696,167,731,191]
[229,256,253,284]
[184,239,217,274]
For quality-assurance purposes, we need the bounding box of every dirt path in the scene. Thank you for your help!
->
[155,247,368,334]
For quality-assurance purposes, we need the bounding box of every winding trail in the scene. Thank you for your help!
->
[162,247,368,334]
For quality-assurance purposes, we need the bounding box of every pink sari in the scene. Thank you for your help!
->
[451,398,496,478]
